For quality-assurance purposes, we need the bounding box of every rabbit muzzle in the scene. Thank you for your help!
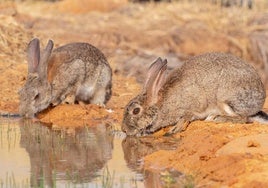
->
[122,122,156,137]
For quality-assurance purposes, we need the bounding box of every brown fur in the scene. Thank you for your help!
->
[19,38,112,118]
[122,53,267,136]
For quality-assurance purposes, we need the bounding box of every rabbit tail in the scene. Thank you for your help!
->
[249,111,268,124]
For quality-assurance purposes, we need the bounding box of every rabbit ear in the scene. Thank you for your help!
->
[143,57,167,105]
[38,39,54,80]
[27,38,40,73]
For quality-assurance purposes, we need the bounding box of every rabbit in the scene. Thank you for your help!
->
[122,52,268,136]
[19,38,112,118]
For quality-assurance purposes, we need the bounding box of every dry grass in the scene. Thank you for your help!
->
[56,0,128,13]
[0,15,32,63]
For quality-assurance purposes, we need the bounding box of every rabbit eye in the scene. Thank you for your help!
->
[132,107,140,115]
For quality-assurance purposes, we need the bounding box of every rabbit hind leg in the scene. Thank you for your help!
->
[90,81,112,106]
[75,83,108,107]
[75,85,95,104]
[213,115,248,123]
[90,87,107,107]
[209,102,248,123]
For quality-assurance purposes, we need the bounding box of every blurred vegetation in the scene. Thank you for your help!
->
[1,0,61,2]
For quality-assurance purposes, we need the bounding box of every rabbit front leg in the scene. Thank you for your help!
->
[63,94,76,104]
[50,80,78,106]
[164,118,190,136]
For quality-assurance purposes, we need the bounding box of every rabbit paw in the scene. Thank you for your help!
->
[95,102,106,108]
[90,96,106,107]
[63,95,76,104]
[164,119,190,136]
[90,88,106,107]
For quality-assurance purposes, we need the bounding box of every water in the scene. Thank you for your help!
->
[0,118,187,188]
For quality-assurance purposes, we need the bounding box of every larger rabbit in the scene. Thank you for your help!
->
[122,52,268,136]
[19,38,112,118]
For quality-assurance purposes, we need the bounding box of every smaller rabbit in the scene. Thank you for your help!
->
[19,38,112,118]
[122,52,268,136]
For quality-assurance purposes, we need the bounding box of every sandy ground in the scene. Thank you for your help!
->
[0,0,268,187]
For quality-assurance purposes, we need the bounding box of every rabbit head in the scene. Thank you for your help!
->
[122,58,167,136]
[19,38,54,118]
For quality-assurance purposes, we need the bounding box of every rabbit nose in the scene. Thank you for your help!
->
[121,124,127,133]
[121,123,134,135]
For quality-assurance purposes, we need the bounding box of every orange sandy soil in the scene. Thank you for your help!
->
[0,0,268,187]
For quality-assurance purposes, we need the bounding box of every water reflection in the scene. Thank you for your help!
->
[0,119,30,187]
[19,119,113,187]
[122,136,179,171]
[0,118,188,188]
[122,136,190,188]
[144,169,193,188]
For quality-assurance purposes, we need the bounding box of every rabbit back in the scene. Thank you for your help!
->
[159,52,265,125]
[48,43,112,106]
